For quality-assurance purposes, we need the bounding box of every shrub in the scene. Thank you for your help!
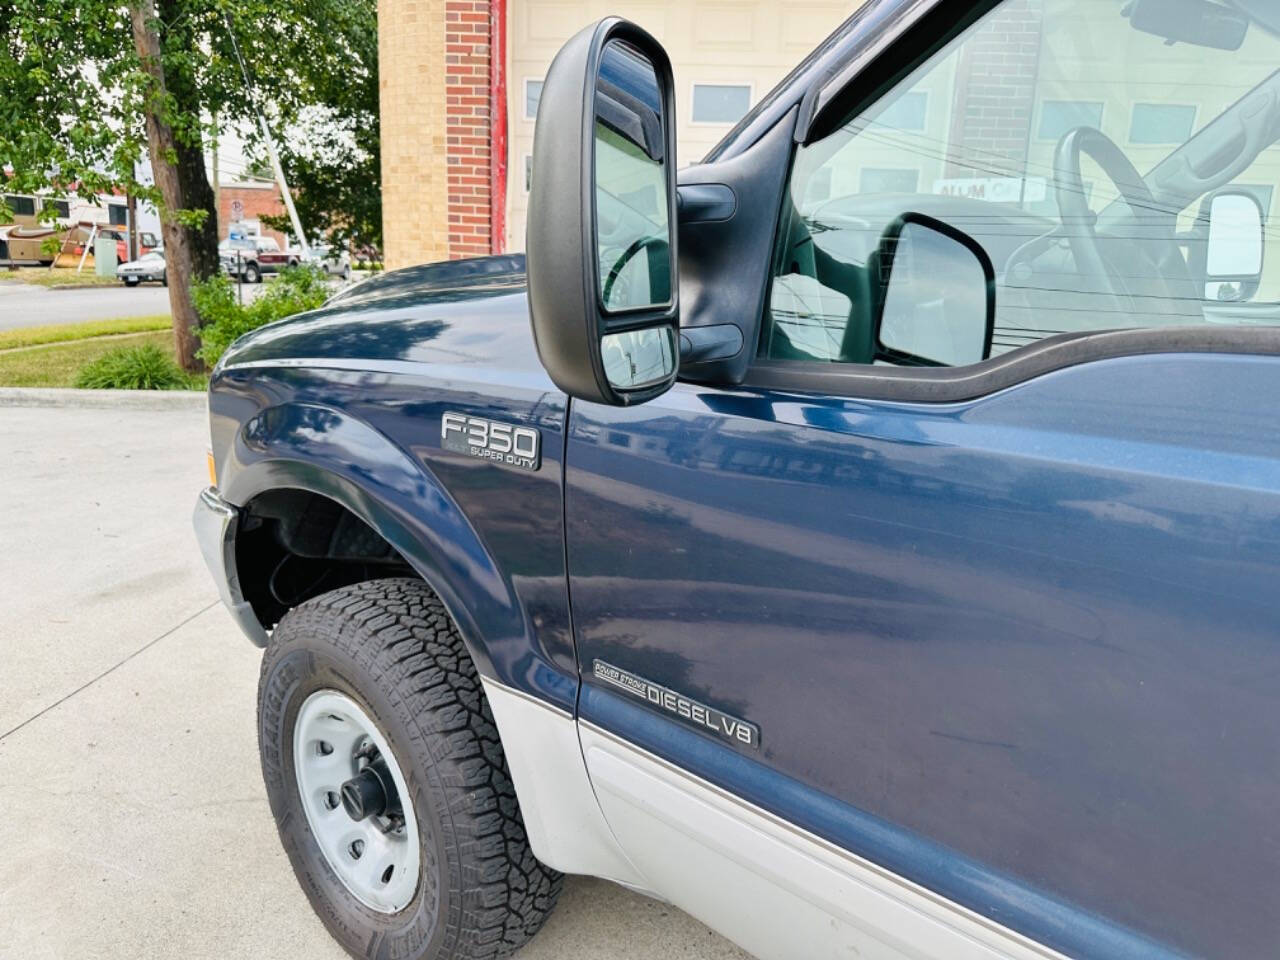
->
[194,266,331,368]
[74,344,194,390]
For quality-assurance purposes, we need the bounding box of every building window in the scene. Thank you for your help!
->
[3,194,36,217]
[525,80,543,120]
[1130,103,1196,144]
[858,168,920,194]
[874,91,927,131]
[43,199,71,219]
[691,83,752,124]
[108,203,129,227]
[1037,100,1104,140]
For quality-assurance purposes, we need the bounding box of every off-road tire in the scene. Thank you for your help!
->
[258,577,563,960]
[244,262,261,283]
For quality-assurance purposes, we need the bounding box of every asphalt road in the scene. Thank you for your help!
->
[0,398,751,960]
[0,278,278,331]
[0,282,174,329]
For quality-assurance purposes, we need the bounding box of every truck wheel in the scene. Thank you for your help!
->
[244,262,261,283]
[257,578,562,960]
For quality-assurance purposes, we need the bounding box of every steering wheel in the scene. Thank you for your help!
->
[601,235,666,309]
[1054,126,1199,319]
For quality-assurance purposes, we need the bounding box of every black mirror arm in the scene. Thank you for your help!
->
[680,324,744,366]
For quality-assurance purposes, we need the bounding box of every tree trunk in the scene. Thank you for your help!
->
[176,137,222,279]
[129,0,206,372]
[158,0,222,283]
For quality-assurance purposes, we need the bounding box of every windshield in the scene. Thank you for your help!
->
[766,0,1280,365]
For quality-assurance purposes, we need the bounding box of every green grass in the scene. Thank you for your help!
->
[74,342,196,390]
[0,330,205,388]
[0,267,122,288]
[0,315,172,350]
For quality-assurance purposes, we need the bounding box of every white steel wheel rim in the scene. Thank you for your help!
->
[293,690,421,913]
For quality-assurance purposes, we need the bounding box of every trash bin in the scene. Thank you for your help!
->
[94,237,117,278]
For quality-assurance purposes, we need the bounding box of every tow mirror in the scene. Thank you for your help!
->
[872,214,995,367]
[527,19,679,406]
[1204,190,1265,302]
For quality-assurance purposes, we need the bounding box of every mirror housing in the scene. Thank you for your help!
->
[1124,0,1248,52]
[1204,190,1265,302]
[872,214,995,367]
[526,18,679,406]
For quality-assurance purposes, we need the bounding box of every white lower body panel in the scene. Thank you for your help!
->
[482,677,1064,960]
[579,723,1069,960]
[479,678,645,888]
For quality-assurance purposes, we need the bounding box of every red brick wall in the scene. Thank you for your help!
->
[945,0,1045,179]
[445,0,495,258]
[217,184,290,248]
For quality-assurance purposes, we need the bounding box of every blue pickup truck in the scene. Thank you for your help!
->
[195,1,1280,958]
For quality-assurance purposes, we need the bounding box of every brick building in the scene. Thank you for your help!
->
[216,180,291,249]
[381,0,1263,272]
[377,0,856,270]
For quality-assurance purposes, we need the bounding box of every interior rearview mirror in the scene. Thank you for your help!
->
[526,19,679,405]
[873,214,995,367]
[1204,190,1265,302]
[1124,0,1248,51]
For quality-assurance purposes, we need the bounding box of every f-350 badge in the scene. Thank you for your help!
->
[442,412,541,471]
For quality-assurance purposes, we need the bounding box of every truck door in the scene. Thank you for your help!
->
[566,3,1280,958]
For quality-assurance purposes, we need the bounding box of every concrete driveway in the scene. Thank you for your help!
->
[0,396,751,960]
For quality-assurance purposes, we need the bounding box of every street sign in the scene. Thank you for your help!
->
[231,199,244,221]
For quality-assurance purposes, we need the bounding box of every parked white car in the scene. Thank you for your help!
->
[310,243,352,281]
[116,248,166,286]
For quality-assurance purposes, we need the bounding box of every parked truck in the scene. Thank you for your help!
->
[220,234,302,283]
[196,2,1280,958]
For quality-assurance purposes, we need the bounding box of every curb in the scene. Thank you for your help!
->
[0,387,206,410]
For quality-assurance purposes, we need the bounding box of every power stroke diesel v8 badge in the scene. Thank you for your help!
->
[441,412,541,471]
[593,660,760,749]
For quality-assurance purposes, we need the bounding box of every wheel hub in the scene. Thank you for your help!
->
[340,759,399,822]
[293,690,421,913]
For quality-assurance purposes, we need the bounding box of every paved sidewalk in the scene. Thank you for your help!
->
[0,401,750,960]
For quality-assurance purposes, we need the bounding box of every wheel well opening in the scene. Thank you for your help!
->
[236,489,419,630]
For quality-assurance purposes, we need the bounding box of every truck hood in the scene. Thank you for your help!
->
[216,254,549,378]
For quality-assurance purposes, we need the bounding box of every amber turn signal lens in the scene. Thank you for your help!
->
[207,450,217,487]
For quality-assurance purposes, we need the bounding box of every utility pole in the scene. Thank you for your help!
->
[211,115,220,238]
[126,191,138,261]
[224,15,309,257]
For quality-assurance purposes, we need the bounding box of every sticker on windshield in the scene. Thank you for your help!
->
[441,412,541,472]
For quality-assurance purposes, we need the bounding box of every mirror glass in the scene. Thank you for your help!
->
[1207,192,1264,278]
[601,326,676,389]
[879,222,989,367]
[594,40,671,313]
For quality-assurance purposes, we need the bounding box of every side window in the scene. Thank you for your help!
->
[764,0,1280,366]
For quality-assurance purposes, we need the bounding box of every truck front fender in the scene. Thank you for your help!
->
[218,399,574,712]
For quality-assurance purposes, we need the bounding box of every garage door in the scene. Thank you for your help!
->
[505,0,857,251]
